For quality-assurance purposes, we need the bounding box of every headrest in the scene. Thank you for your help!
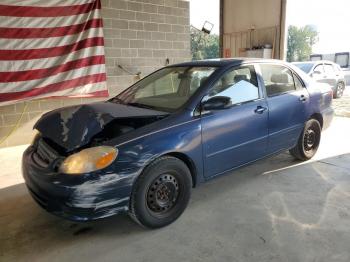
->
[234,75,248,83]
[271,74,288,84]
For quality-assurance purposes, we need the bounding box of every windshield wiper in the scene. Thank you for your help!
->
[109,97,125,104]
[127,102,156,110]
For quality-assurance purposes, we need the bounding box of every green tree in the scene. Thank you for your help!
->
[191,26,219,60]
[287,25,319,62]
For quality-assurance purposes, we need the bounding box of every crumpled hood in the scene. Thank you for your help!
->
[34,102,167,152]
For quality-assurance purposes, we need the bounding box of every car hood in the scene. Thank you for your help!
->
[34,102,167,152]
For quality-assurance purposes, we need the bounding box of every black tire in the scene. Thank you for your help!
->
[129,156,192,229]
[289,119,321,161]
[334,82,345,99]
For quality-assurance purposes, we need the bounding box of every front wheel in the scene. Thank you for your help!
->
[129,156,192,229]
[289,119,321,161]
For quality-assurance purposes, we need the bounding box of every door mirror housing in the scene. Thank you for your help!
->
[312,70,322,76]
[202,96,232,111]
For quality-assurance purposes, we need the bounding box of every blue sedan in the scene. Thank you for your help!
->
[22,58,334,228]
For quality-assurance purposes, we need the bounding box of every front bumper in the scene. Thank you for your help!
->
[22,146,136,221]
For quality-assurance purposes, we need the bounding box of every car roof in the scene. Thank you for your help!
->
[169,58,288,68]
[292,60,336,65]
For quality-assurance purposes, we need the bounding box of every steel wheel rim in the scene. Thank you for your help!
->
[303,128,316,152]
[146,173,180,214]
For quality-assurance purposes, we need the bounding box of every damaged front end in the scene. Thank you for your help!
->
[23,101,168,221]
[34,101,168,153]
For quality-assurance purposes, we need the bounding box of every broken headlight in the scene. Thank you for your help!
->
[59,146,118,174]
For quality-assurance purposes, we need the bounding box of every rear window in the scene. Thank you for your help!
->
[293,63,314,74]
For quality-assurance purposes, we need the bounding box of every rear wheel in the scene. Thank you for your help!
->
[289,119,321,161]
[129,156,192,229]
[334,82,345,99]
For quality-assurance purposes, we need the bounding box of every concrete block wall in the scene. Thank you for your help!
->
[0,0,190,148]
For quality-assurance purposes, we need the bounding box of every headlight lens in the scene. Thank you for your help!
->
[59,146,118,175]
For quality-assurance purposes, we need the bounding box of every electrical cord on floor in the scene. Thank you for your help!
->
[0,102,28,146]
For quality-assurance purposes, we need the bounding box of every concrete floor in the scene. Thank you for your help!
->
[1,117,350,262]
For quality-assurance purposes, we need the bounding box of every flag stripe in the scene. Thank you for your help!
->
[0,10,101,29]
[2,0,95,7]
[0,73,106,102]
[0,37,104,60]
[0,28,104,50]
[1,83,108,106]
[0,18,102,39]
[1,64,106,93]
[0,55,105,83]
[0,1,101,17]
[0,46,105,72]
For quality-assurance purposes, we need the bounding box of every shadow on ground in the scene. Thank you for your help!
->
[1,152,350,262]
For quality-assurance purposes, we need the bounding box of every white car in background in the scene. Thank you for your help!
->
[292,61,346,98]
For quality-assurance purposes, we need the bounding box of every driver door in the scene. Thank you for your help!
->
[201,65,269,178]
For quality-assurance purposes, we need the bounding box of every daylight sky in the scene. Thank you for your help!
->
[190,0,350,54]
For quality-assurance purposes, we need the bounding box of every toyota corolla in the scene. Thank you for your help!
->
[22,58,334,228]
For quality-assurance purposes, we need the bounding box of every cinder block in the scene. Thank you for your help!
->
[0,105,16,115]
[151,32,165,40]
[113,39,130,48]
[130,39,145,48]
[128,2,143,12]
[121,30,137,39]
[111,19,129,29]
[143,4,158,13]
[105,48,122,58]
[159,24,172,32]
[110,0,127,10]
[137,31,152,40]
[150,13,165,23]
[121,48,138,57]
[129,21,144,30]
[136,12,151,22]
[119,10,136,20]
[144,40,159,49]
[144,22,159,32]
[138,49,154,58]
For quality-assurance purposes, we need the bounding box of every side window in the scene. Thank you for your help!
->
[314,64,324,74]
[324,64,335,75]
[260,64,296,96]
[293,74,304,90]
[208,65,259,104]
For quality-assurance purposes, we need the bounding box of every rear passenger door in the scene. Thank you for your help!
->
[323,63,338,88]
[258,64,310,153]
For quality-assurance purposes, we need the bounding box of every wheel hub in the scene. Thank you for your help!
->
[147,174,179,213]
[304,129,316,151]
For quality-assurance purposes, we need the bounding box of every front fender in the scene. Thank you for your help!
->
[110,118,204,185]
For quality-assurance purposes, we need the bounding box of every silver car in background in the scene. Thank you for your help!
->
[293,61,346,98]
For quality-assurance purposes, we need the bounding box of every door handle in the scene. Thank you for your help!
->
[299,95,307,102]
[254,106,267,114]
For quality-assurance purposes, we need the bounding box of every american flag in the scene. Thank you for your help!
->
[0,0,108,106]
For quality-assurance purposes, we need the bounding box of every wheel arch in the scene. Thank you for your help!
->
[310,113,323,128]
[165,152,197,188]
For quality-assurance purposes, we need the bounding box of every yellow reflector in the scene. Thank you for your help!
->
[95,151,117,169]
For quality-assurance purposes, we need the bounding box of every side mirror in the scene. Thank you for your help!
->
[312,70,322,76]
[202,96,231,111]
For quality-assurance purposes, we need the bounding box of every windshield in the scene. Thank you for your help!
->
[293,63,314,74]
[114,66,217,112]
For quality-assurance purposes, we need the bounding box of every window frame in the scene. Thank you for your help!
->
[202,64,263,108]
[258,63,299,98]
